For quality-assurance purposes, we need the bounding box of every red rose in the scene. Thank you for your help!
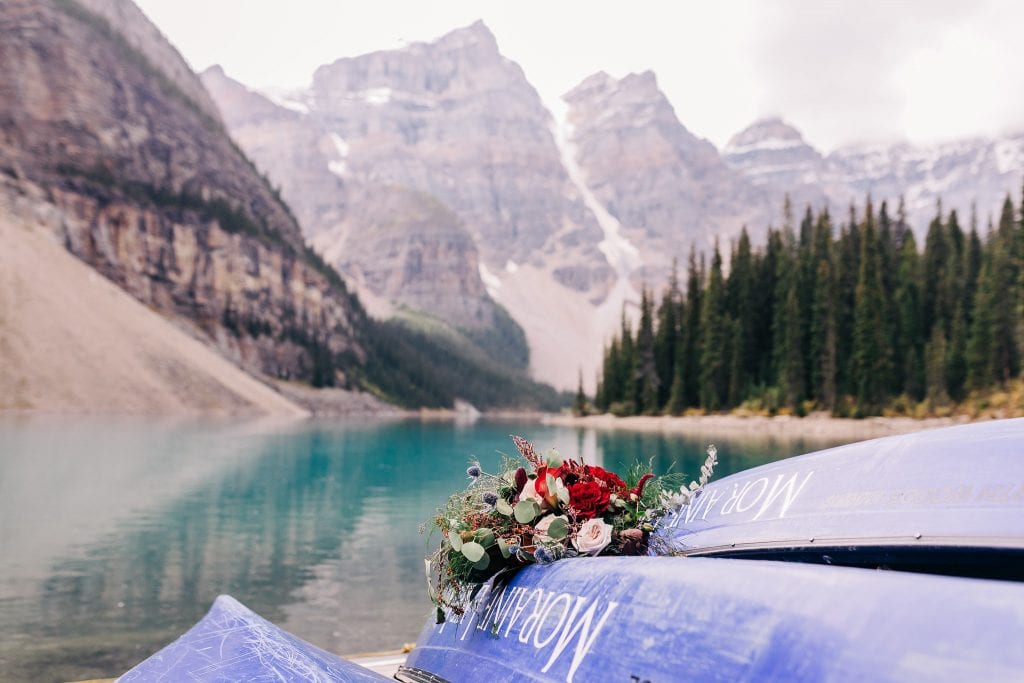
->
[584,466,627,492]
[568,480,611,520]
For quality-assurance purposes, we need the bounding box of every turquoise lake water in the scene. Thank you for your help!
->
[0,417,846,682]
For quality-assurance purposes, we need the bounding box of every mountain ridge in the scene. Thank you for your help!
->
[205,19,1022,391]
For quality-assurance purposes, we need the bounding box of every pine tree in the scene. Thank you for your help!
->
[834,206,861,397]
[572,370,588,416]
[966,252,996,391]
[945,304,968,401]
[810,234,838,411]
[754,229,783,386]
[778,277,805,409]
[726,227,756,397]
[619,310,637,414]
[925,325,950,407]
[653,260,681,409]
[991,196,1020,383]
[894,233,924,399]
[922,206,948,339]
[772,216,801,407]
[679,247,703,408]
[699,244,728,411]
[850,198,891,413]
[636,287,660,414]
[797,206,817,401]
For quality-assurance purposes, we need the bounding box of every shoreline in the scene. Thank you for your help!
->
[542,412,973,441]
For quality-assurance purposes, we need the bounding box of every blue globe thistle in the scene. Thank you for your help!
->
[534,546,553,563]
[466,463,482,478]
[508,544,520,555]
[482,492,498,506]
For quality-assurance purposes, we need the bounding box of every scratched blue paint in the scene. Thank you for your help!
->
[654,418,1024,555]
[117,595,388,682]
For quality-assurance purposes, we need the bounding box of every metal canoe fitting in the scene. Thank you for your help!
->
[117,595,390,682]
[654,418,1024,577]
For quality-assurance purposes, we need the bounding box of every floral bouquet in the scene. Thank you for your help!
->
[425,435,717,619]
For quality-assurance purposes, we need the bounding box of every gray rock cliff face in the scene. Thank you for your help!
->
[0,0,365,384]
[206,22,612,308]
[563,71,770,284]
[308,21,609,289]
[202,65,505,332]
[314,185,499,331]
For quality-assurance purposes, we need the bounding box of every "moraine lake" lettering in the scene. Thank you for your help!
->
[437,583,618,683]
[664,469,815,528]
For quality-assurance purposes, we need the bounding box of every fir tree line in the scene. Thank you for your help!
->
[593,188,1024,418]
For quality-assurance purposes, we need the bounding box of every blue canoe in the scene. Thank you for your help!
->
[119,419,1024,682]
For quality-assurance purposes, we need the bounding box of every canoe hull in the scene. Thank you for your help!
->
[405,555,1024,682]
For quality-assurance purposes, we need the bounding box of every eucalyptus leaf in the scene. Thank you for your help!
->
[514,500,540,524]
[556,481,570,505]
[546,449,563,468]
[461,541,485,562]
[546,517,568,540]
[449,532,463,552]
[474,528,495,547]
[496,499,514,516]
[473,553,491,571]
[497,538,511,559]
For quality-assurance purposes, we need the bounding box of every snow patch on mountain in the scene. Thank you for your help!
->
[258,86,311,114]
[548,99,640,287]
[995,138,1024,175]
[478,262,502,298]
[327,133,349,177]
[364,87,392,105]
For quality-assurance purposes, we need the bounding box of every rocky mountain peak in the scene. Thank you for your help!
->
[723,117,829,208]
[201,65,301,128]
[724,117,811,156]
[564,70,675,131]
[432,19,499,53]
[563,68,768,289]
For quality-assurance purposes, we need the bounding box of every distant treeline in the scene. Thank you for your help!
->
[593,188,1024,417]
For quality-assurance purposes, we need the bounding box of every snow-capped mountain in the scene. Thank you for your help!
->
[724,117,1024,232]
[203,20,1022,391]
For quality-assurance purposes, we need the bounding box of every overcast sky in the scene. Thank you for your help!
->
[134,0,1024,152]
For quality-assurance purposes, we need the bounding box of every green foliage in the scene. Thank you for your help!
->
[595,188,1024,417]
[359,315,568,411]
[462,303,530,371]
[572,371,589,416]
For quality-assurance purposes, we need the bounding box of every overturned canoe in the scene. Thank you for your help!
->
[654,417,1024,578]
[117,595,389,682]
[402,555,1024,682]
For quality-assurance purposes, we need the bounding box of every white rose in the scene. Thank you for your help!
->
[533,514,568,543]
[573,518,613,556]
[520,476,551,511]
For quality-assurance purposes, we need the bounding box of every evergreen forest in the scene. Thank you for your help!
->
[593,189,1024,418]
